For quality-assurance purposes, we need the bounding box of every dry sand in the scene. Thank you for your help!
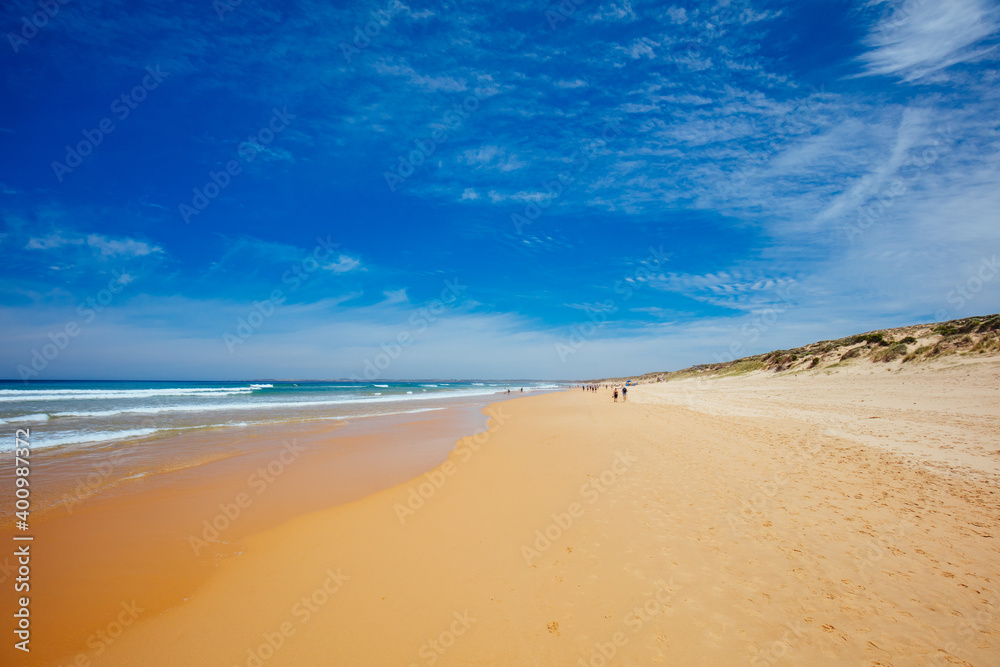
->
[634,355,1000,479]
[68,356,999,666]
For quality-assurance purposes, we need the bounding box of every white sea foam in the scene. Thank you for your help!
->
[16,385,559,421]
[0,382,563,452]
[0,386,259,402]
[0,427,162,451]
[49,392,510,418]
[0,413,50,424]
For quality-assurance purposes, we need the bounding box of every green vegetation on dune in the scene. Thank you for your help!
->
[718,360,767,376]
[872,343,908,362]
[848,332,890,346]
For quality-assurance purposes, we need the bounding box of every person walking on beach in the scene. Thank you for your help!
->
[613,388,618,402]
[622,386,627,401]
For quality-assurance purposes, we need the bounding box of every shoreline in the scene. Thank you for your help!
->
[2,394,525,666]
[39,357,1000,666]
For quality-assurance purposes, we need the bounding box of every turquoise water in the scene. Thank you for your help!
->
[0,380,561,451]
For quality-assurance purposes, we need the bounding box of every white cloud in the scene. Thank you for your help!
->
[26,232,82,250]
[629,38,657,60]
[380,288,408,304]
[668,51,713,71]
[859,0,1000,81]
[665,6,687,24]
[486,190,553,203]
[371,61,468,92]
[620,102,658,113]
[323,254,362,274]
[629,306,689,319]
[26,231,162,257]
[650,271,798,313]
[86,234,162,257]
[739,8,783,24]
[459,145,526,172]
[591,1,637,23]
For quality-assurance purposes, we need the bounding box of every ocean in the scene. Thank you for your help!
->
[0,380,562,452]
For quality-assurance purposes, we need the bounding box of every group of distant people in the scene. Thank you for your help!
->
[580,383,627,402]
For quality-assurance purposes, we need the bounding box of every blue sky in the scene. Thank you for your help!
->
[1,0,998,380]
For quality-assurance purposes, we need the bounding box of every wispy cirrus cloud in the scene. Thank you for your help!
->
[649,271,798,313]
[323,255,362,274]
[858,0,1000,82]
[26,231,162,257]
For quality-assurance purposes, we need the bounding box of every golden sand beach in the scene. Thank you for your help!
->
[31,353,998,666]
